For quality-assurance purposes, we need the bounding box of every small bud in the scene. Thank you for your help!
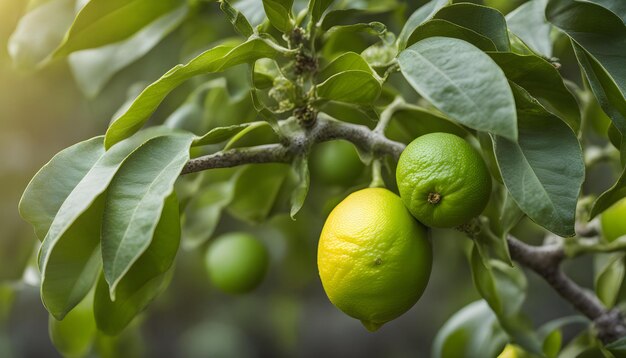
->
[294,105,317,128]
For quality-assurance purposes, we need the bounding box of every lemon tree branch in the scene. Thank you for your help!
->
[182,114,404,175]
[506,235,626,343]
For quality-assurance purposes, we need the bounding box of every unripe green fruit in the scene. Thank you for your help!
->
[311,140,363,186]
[205,233,269,294]
[601,198,626,242]
[396,133,491,228]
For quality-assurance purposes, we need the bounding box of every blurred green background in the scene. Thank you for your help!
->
[0,0,602,357]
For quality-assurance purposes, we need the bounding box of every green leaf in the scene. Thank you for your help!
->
[69,5,188,98]
[193,122,270,147]
[318,52,374,82]
[397,0,450,50]
[40,196,103,321]
[220,0,254,37]
[290,155,310,219]
[537,316,587,358]
[53,0,184,58]
[407,19,497,51]
[398,37,517,141]
[591,168,626,218]
[317,70,381,104]
[95,193,180,335]
[263,0,294,33]
[573,42,626,154]
[506,0,552,57]
[19,136,105,241]
[607,335,626,355]
[546,0,626,139]
[164,82,218,134]
[433,3,510,52]
[36,128,177,320]
[308,0,334,24]
[470,247,544,354]
[470,246,501,314]
[321,9,393,31]
[227,164,290,223]
[487,52,581,132]
[48,290,96,358]
[587,0,626,24]
[493,84,584,237]
[594,253,625,308]
[432,300,507,358]
[7,0,74,69]
[182,180,237,249]
[104,38,280,149]
[385,104,467,144]
[101,134,193,296]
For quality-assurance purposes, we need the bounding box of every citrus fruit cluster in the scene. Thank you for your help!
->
[318,132,492,330]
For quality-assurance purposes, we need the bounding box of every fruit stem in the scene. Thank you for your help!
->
[369,159,385,188]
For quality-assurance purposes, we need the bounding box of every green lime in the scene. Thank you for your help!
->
[205,233,269,294]
[396,132,491,228]
[601,198,626,242]
[311,140,364,186]
[318,188,432,331]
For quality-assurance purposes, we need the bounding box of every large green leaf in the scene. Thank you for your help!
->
[432,3,510,52]
[263,0,294,33]
[317,70,381,104]
[35,128,177,319]
[104,38,279,149]
[7,0,74,68]
[53,0,184,58]
[506,0,552,58]
[396,0,450,50]
[487,52,581,132]
[95,193,180,335]
[546,0,626,138]
[19,136,104,241]
[398,37,517,140]
[588,0,626,23]
[101,134,193,296]
[39,196,103,321]
[493,84,584,237]
[406,19,497,52]
[432,300,507,358]
[69,5,188,98]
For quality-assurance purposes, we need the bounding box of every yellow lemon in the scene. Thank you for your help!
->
[317,188,432,331]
